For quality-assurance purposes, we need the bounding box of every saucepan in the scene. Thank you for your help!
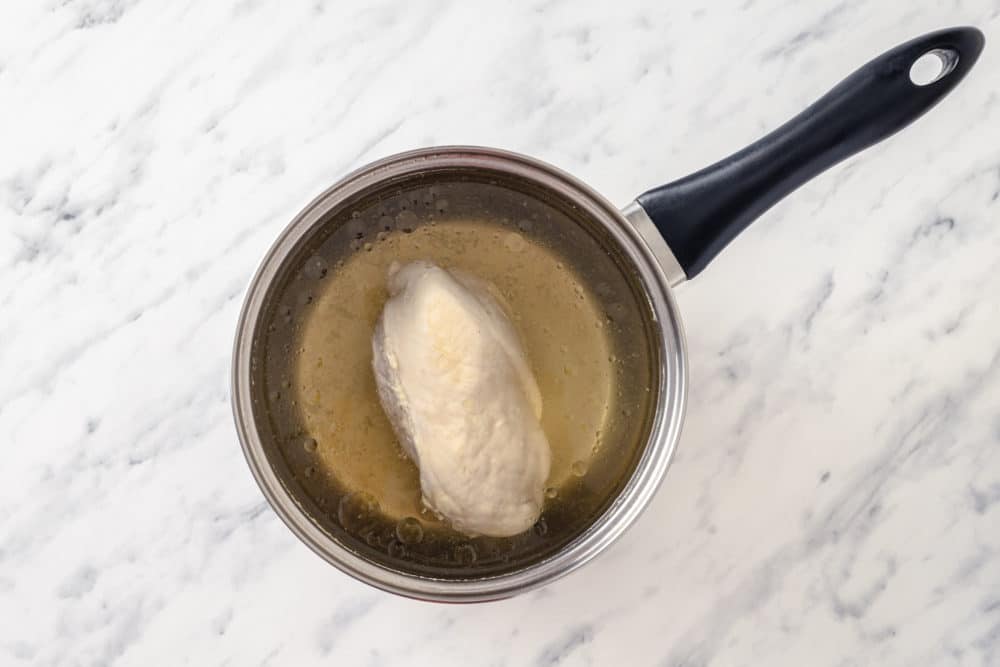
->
[232,28,984,601]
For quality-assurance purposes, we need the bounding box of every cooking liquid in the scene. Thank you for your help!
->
[258,180,656,575]
[297,220,613,522]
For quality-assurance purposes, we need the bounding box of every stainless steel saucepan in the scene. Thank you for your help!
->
[233,28,984,601]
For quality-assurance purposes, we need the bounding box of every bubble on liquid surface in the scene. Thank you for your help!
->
[344,216,366,241]
[544,487,558,499]
[387,539,408,559]
[453,544,477,565]
[517,219,533,233]
[303,466,316,478]
[303,255,328,280]
[338,492,379,534]
[396,210,418,233]
[609,302,628,319]
[571,460,587,477]
[533,518,548,536]
[302,436,318,453]
[504,232,526,253]
[379,215,395,231]
[395,517,424,545]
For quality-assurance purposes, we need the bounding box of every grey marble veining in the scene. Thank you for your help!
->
[2,0,999,665]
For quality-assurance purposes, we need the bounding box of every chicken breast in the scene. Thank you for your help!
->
[371,261,550,537]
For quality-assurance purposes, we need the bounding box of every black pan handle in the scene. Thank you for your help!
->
[636,26,984,279]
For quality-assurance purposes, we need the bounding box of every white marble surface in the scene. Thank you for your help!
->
[2,0,999,665]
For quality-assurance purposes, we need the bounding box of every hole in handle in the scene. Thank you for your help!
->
[909,48,960,86]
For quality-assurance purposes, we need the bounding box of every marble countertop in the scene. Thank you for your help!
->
[3,1,1000,665]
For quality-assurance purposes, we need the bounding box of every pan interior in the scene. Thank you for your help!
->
[250,166,661,579]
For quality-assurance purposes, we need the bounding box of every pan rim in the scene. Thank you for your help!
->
[231,145,688,602]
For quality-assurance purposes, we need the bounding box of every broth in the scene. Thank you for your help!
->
[297,219,614,520]
[255,177,658,577]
